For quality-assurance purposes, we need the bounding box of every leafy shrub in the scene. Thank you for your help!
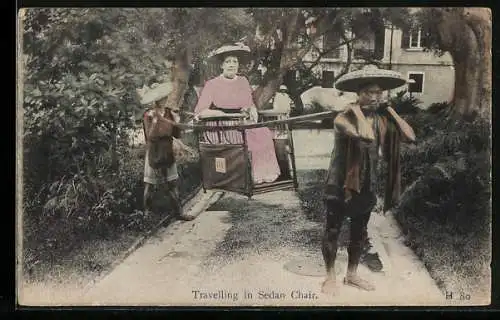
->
[22,9,168,220]
[394,110,491,294]
[389,89,422,115]
[22,8,250,277]
[23,137,202,274]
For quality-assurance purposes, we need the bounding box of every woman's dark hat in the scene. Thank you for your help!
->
[208,43,251,64]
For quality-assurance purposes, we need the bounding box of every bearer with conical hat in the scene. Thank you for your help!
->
[140,82,195,221]
[321,65,416,294]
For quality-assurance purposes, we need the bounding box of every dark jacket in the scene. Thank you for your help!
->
[324,103,415,212]
[143,108,181,168]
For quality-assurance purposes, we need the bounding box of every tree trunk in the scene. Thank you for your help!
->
[253,76,283,109]
[251,9,310,109]
[165,45,193,115]
[463,8,492,120]
[250,10,350,110]
[437,8,491,121]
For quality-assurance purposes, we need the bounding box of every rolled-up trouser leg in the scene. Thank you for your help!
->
[322,200,346,277]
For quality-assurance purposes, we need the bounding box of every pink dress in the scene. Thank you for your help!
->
[194,75,281,184]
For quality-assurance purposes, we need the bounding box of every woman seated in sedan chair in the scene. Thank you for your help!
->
[194,43,281,185]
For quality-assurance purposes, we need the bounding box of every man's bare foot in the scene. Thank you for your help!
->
[321,278,339,295]
[344,274,375,291]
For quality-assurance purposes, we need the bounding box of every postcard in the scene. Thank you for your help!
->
[17,7,491,307]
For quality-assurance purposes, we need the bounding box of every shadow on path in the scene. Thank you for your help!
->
[203,169,350,269]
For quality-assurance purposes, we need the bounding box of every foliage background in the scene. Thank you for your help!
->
[21,8,250,276]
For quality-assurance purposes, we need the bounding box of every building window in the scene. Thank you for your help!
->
[350,25,385,61]
[410,29,422,48]
[408,72,424,93]
[321,71,335,88]
[353,32,376,60]
[402,27,428,49]
[322,30,341,59]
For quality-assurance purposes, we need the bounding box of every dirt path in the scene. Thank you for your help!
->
[18,130,479,306]
[76,183,452,307]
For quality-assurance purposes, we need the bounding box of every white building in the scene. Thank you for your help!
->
[301,22,455,107]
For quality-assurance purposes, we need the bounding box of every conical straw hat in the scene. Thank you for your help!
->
[138,82,173,106]
[335,65,407,93]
